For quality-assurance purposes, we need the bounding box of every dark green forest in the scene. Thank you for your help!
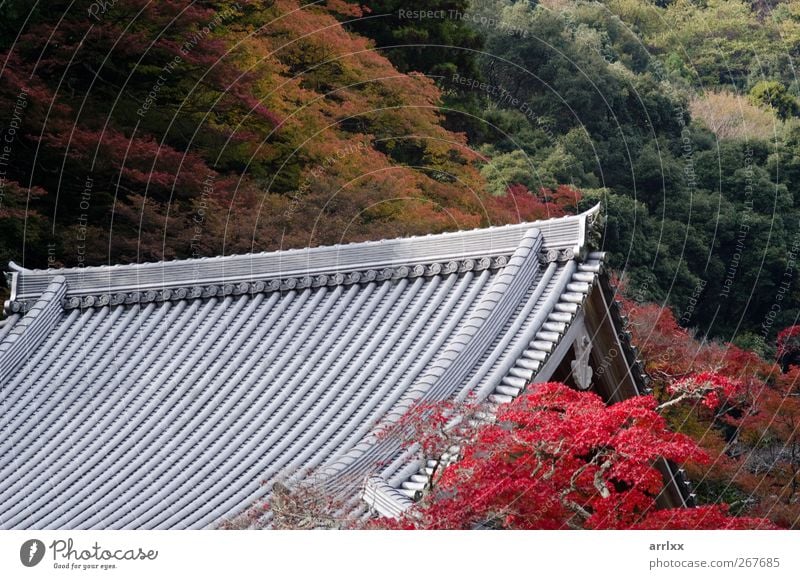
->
[346,0,800,346]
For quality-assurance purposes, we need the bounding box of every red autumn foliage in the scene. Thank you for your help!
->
[372,383,772,529]
[5,0,538,268]
[615,280,800,528]
[665,371,745,412]
[731,366,800,527]
[484,184,582,224]
[777,325,800,369]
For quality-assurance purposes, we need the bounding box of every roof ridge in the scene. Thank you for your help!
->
[10,208,597,275]
[0,276,67,384]
[5,206,600,313]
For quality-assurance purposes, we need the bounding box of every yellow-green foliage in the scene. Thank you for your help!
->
[690,90,782,141]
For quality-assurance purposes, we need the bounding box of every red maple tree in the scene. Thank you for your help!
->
[616,283,800,528]
[372,383,773,530]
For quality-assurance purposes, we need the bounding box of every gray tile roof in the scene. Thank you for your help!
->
[0,207,605,529]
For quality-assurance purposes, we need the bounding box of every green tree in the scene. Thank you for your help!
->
[749,80,799,120]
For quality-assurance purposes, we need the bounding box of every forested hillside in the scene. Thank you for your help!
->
[347,0,800,344]
[3,0,800,342]
[4,0,800,530]
[0,0,572,278]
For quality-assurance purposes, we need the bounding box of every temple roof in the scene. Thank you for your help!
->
[0,206,608,529]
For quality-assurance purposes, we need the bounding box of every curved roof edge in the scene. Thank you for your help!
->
[5,205,601,313]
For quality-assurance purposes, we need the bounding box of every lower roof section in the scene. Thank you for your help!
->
[0,209,606,529]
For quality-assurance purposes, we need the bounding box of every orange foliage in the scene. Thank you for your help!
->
[5,0,560,266]
[484,184,582,224]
